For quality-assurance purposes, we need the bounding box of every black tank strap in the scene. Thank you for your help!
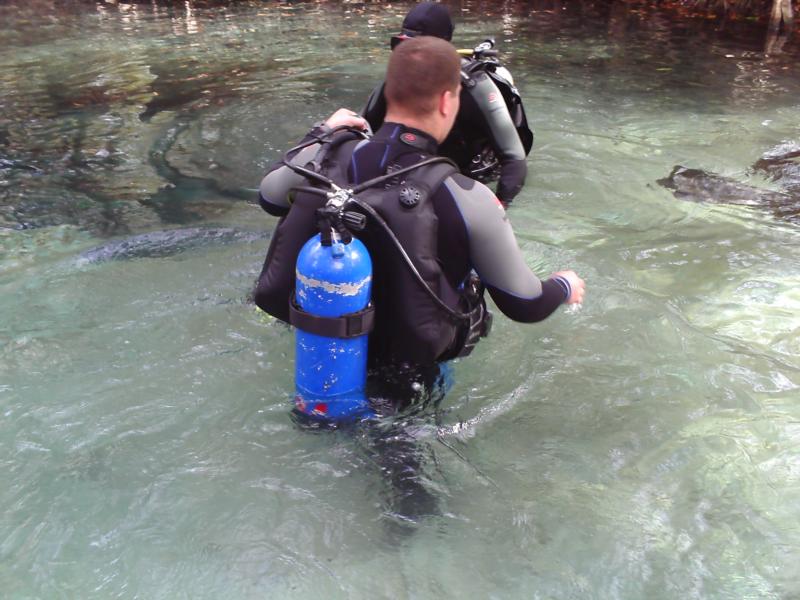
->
[289,294,375,339]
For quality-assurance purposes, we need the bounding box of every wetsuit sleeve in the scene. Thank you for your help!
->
[258,141,320,217]
[362,83,387,135]
[467,74,527,204]
[444,174,567,322]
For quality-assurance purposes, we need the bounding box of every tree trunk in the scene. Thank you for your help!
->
[768,0,794,35]
[766,0,794,54]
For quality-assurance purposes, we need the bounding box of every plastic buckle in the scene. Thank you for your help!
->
[346,313,363,337]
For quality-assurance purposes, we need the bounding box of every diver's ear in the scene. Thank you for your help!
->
[437,89,448,117]
[439,88,459,119]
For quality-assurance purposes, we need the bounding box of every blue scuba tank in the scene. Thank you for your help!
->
[294,233,373,420]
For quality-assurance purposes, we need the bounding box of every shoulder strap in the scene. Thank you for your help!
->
[411,159,458,190]
[319,136,365,187]
[277,126,368,188]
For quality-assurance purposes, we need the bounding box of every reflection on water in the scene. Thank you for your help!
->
[2,1,800,598]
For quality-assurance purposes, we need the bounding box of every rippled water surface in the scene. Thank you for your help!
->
[2,2,800,598]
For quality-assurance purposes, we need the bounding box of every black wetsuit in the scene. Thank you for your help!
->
[257,122,569,365]
[363,59,532,204]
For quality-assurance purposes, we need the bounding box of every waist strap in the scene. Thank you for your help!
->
[289,294,375,339]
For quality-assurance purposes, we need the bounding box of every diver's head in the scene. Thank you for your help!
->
[384,36,461,143]
[390,2,454,49]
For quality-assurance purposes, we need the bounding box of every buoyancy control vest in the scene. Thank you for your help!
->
[254,129,491,367]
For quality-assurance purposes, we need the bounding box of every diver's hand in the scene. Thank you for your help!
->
[324,108,369,131]
[553,270,585,305]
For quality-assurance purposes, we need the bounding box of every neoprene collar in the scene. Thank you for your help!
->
[373,122,439,155]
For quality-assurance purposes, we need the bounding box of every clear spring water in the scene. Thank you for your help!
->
[1,2,799,598]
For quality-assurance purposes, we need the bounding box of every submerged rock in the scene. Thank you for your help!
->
[76,226,268,265]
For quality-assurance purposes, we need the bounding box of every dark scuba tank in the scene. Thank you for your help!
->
[293,232,373,420]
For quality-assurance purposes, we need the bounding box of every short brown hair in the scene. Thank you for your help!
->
[385,36,461,115]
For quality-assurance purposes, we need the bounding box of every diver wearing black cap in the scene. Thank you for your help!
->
[363,2,533,206]
[390,1,454,44]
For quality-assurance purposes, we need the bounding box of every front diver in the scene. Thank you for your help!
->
[362,2,533,206]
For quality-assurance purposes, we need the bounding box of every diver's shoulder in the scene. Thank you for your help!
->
[442,173,506,222]
[444,172,496,199]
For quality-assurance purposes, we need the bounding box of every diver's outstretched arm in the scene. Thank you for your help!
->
[445,173,584,320]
